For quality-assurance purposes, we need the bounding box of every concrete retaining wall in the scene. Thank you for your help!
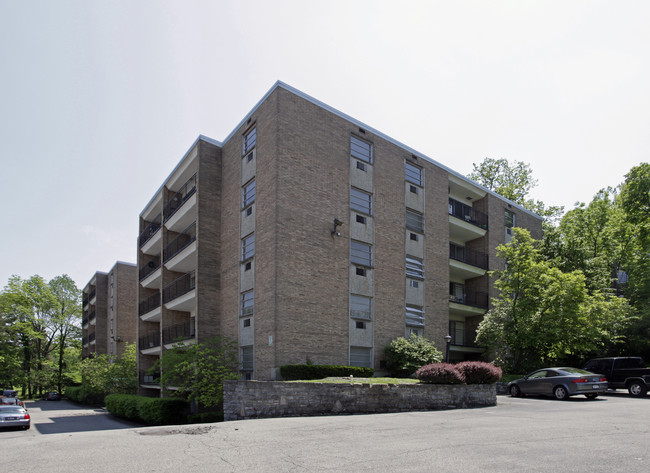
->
[223,380,497,421]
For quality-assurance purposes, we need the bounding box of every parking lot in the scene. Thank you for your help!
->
[2,393,649,472]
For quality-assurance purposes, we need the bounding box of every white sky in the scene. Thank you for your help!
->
[1,0,648,290]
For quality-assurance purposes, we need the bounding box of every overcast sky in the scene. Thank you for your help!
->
[1,0,648,290]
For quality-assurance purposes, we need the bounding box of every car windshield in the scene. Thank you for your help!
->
[0,407,23,414]
[560,368,592,375]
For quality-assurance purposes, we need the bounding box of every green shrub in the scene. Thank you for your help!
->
[187,411,224,424]
[64,385,104,405]
[384,335,443,377]
[279,364,374,381]
[416,363,465,384]
[104,394,189,425]
[455,361,502,384]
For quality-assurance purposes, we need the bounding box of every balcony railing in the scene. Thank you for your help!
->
[139,331,160,350]
[163,174,197,222]
[449,243,488,270]
[139,370,160,385]
[88,332,96,342]
[82,336,88,345]
[448,198,488,230]
[162,271,196,304]
[139,254,161,281]
[89,288,96,300]
[82,316,88,326]
[138,213,162,248]
[162,319,195,345]
[450,328,479,348]
[139,292,161,316]
[88,311,96,322]
[449,284,489,309]
[82,296,88,306]
[163,222,196,263]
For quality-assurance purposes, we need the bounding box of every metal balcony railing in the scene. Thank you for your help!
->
[450,329,479,348]
[139,254,161,281]
[138,292,161,316]
[163,222,196,263]
[448,198,488,230]
[88,288,96,300]
[138,213,162,248]
[449,243,488,270]
[82,296,88,306]
[139,370,160,385]
[162,271,196,304]
[163,174,197,222]
[82,316,88,326]
[88,311,96,322]
[449,284,489,309]
[88,332,96,342]
[139,332,160,350]
[162,319,195,345]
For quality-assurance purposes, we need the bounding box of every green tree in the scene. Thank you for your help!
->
[384,335,443,377]
[49,275,81,393]
[79,342,137,400]
[154,337,238,410]
[476,228,632,373]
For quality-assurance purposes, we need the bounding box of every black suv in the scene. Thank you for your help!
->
[583,357,650,397]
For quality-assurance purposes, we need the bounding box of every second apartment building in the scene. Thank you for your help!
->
[136,82,542,391]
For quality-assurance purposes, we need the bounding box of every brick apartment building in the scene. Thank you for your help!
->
[82,262,137,359]
[136,81,542,392]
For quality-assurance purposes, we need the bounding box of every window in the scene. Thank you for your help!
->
[505,210,516,242]
[350,136,372,164]
[356,321,366,329]
[405,304,425,327]
[241,346,254,371]
[242,127,257,155]
[242,179,256,208]
[356,161,367,171]
[410,185,418,194]
[351,241,372,267]
[243,318,251,328]
[450,320,465,346]
[410,232,418,241]
[449,283,465,303]
[405,256,424,279]
[350,294,372,320]
[356,267,366,277]
[241,290,254,317]
[405,162,422,186]
[356,215,366,224]
[350,347,372,368]
[407,327,421,337]
[242,234,255,261]
[409,280,419,288]
[350,188,372,215]
[406,209,424,233]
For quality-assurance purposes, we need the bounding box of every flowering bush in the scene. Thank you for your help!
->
[455,361,502,384]
[416,363,465,384]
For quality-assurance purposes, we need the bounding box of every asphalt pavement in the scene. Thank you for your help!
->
[2,394,648,472]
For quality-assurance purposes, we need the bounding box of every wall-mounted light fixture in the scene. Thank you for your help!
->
[331,218,343,237]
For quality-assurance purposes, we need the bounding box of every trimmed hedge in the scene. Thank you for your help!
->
[105,394,189,425]
[456,361,502,384]
[279,364,374,381]
[64,385,104,405]
[187,411,224,424]
[416,363,465,384]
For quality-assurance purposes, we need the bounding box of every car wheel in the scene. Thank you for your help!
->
[553,386,569,400]
[585,393,598,399]
[509,384,522,397]
[627,382,648,397]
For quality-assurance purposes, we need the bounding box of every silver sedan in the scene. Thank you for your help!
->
[508,367,608,400]
[0,405,31,430]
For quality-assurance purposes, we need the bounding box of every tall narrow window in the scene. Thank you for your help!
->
[241,290,254,317]
[351,241,372,267]
[350,295,372,320]
[406,209,424,233]
[350,136,372,164]
[405,161,423,186]
[242,179,256,208]
[350,188,372,215]
[242,234,255,261]
[350,347,372,368]
[241,346,254,372]
[505,210,516,242]
[242,127,257,155]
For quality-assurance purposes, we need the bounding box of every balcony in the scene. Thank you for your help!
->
[139,213,162,254]
[163,271,196,312]
[89,311,96,325]
[139,292,161,322]
[162,319,196,347]
[449,284,488,317]
[164,174,197,232]
[139,331,161,354]
[163,222,197,273]
[139,370,160,386]
[82,316,88,328]
[449,243,488,280]
[89,288,96,303]
[139,255,162,288]
[88,332,96,344]
[449,198,488,242]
